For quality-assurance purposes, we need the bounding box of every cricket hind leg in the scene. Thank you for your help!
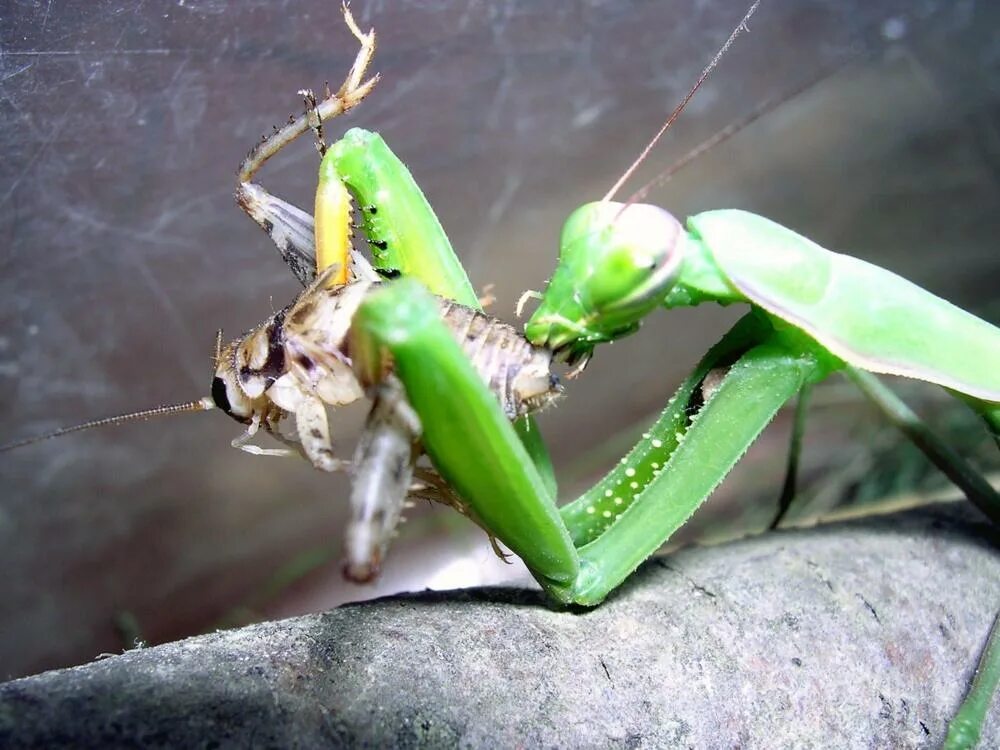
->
[234,4,379,286]
[344,371,516,582]
[343,376,421,582]
[236,185,318,286]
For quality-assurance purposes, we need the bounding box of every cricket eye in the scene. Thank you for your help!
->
[211,375,254,423]
[211,376,233,415]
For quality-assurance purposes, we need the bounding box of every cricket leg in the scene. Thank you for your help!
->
[344,375,422,582]
[234,4,379,286]
[350,277,580,592]
[284,391,348,473]
[298,395,349,473]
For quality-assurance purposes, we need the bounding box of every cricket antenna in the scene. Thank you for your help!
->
[1,398,216,453]
[601,0,760,203]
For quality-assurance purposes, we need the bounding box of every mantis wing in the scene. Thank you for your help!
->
[689,210,1000,403]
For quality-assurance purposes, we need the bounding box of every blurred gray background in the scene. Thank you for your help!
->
[2,0,998,679]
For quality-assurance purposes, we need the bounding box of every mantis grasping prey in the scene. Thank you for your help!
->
[3,1,997,742]
[276,3,1000,743]
[230,5,1000,737]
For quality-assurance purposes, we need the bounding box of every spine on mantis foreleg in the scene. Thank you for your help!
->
[318,127,558,495]
[317,128,480,307]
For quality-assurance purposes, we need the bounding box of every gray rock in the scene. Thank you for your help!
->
[1,502,997,749]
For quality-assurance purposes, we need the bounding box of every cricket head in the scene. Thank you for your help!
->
[525,201,683,364]
[211,315,287,425]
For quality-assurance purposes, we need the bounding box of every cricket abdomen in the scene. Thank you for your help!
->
[438,299,562,420]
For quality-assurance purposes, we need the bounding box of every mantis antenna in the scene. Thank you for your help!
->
[601,0,760,203]
[623,63,849,208]
[0,398,216,453]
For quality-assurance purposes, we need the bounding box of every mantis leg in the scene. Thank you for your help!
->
[318,129,479,307]
[558,312,773,548]
[350,278,579,591]
[847,368,1000,525]
[945,611,1000,750]
[960,395,1000,451]
[318,127,557,492]
[352,294,826,605]
[564,320,825,605]
[770,383,811,529]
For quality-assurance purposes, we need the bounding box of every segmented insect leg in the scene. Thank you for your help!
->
[231,428,299,458]
[344,376,421,582]
[234,3,379,286]
[295,393,348,473]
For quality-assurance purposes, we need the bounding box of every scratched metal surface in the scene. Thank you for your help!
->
[1,1,998,679]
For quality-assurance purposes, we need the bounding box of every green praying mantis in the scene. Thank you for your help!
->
[4,1,998,743]
[282,9,1000,606]
[232,6,999,738]
[290,5,1000,743]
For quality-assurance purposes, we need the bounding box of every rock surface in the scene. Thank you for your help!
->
[1,502,998,748]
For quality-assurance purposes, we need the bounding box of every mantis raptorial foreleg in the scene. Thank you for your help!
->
[349,280,823,604]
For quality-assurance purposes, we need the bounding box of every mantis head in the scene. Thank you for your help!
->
[525,201,683,364]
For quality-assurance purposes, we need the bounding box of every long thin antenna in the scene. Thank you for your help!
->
[623,62,845,206]
[601,0,760,203]
[1,398,215,453]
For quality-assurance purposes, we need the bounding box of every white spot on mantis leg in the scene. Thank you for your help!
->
[586,506,596,514]
[625,467,636,477]
[651,439,663,448]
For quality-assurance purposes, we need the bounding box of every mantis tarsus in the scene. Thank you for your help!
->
[4,1,999,743]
